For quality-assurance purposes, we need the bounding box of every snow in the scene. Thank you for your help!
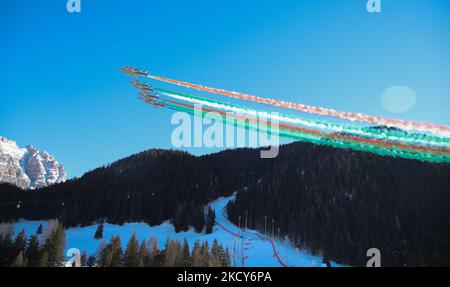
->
[209,195,346,267]
[0,139,26,159]
[0,137,67,189]
[10,195,346,267]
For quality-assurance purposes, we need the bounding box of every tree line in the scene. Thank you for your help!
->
[0,221,231,267]
[91,235,230,267]
[0,149,247,232]
[0,220,65,267]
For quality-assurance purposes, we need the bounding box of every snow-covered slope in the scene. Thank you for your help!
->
[10,196,345,267]
[0,137,67,189]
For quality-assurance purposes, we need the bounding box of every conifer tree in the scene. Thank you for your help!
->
[209,239,222,267]
[43,220,66,267]
[164,239,180,267]
[124,234,140,267]
[138,240,149,267]
[0,224,15,266]
[148,236,159,256]
[224,247,231,267]
[205,207,215,234]
[94,222,104,239]
[147,236,160,266]
[38,251,49,267]
[200,241,209,267]
[106,235,123,267]
[14,229,27,255]
[191,240,202,267]
[25,235,41,267]
[181,240,191,267]
[95,240,107,264]
[36,224,43,235]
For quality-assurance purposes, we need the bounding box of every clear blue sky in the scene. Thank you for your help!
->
[1,0,449,177]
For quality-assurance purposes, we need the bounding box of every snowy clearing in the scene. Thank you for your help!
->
[10,195,345,267]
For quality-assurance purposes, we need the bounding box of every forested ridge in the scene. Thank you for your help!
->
[0,142,449,266]
[226,142,450,266]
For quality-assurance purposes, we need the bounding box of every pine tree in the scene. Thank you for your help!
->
[25,235,41,267]
[38,251,49,267]
[138,240,149,267]
[43,220,66,267]
[191,240,202,267]
[94,222,104,239]
[14,229,27,255]
[181,240,191,267]
[174,240,183,267]
[36,224,43,235]
[224,247,231,267]
[95,240,107,265]
[0,224,15,266]
[148,236,159,256]
[110,235,123,267]
[200,241,209,267]
[147,236,159,266]
[209,239,222,267]
[124,234,140,267]
[217,243,229,267]
[163,239,180,267]
[102,235,123,267]
[205,207,215,234]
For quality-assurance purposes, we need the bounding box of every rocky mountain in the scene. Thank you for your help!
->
[0,137,67,189]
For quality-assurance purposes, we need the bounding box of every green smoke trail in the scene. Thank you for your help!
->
[164,102,450,163]
[156,87,450,149]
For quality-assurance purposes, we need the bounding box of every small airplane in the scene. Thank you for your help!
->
[130,80,154,92]
[120,66,148,78]
[138,92,165,108]
[141,97,165,108]
[139,90,159,100]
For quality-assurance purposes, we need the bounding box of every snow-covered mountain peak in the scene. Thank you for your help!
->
[0,136,67,189]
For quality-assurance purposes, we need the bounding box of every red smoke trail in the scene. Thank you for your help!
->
[148,74,450,137]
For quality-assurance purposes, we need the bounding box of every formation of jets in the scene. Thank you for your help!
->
[130,79,154,91]
[139,91,165,108]
[121,66,165,109]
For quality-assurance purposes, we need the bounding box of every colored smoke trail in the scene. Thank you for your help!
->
[164,101,450,163]
[165,99,449,157]
[157,98,450,163]
[156,87,450,149]
[147,74,450,137]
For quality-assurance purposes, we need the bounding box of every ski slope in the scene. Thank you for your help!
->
[9,195,345,267]
[210,195,345,267]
